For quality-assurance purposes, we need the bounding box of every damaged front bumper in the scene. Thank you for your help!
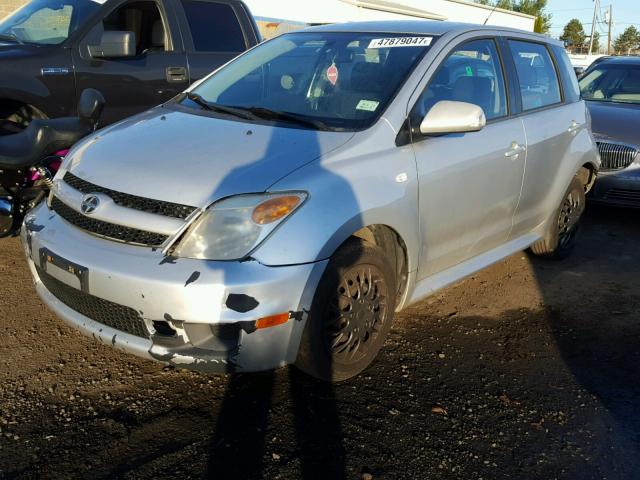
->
[21,203,327,373]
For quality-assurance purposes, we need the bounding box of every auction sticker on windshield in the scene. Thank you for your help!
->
[368,37,433,48]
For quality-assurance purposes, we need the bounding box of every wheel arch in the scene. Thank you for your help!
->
[578,162,597,193]
[348,224,410,308]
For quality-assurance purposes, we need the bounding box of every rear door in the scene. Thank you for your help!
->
[72,0,189,124]
[410,36,527,279]
[174,0,256,83]
[505,39,586,235]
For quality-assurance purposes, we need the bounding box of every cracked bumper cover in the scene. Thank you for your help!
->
[21,203,327,373]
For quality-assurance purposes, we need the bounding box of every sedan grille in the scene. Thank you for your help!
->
[63,172,197,219]
[596,142,638,171]
[51,197,169,247]
[37,266,150,339]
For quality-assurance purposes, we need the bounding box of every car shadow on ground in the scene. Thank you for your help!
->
[206,369,346,479]
[532,204,640,448]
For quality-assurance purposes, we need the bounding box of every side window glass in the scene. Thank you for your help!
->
[181,0,246,52]
[103,1,166,56]
[412,38,507,130]
[508,40,561,111]
[551,45,580,103]
[11,5,72,43]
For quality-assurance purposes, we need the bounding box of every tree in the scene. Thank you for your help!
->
[560,19,586,52]
[516,0,552,34]
[591,31,601,54]
[473,0,551,34]
[614,26,640,55]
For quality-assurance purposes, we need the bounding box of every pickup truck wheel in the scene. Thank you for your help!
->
[295,238,396,382]
[530,175,585,260]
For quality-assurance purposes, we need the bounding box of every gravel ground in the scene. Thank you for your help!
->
[0,204,639,480]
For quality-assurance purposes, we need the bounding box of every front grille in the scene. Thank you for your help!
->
[604,188,640,204]
[597,142,638,171]
[63,172,197,219]
[37,266,150,339]
[51,197,168,247]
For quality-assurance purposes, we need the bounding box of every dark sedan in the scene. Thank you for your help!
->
[580,56,640,207]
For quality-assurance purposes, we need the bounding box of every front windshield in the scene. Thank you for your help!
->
[183,32,437,130]
[579,63,640,104]
[0,0,100,45]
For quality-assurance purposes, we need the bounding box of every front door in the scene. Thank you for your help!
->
[410,38,526,278]
[72,0,189,124]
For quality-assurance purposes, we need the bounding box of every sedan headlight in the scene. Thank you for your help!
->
[173,192,307,260]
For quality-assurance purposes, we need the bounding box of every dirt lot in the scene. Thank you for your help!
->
[0,204,639,480]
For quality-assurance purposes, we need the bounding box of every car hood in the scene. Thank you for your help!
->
[587,100,640,147]
[66,107,355,208]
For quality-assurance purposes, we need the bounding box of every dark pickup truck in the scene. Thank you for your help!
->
[0,0,260,131]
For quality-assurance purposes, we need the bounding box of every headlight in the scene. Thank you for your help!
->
[172,192,307,260]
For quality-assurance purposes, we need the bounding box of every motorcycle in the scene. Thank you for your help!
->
[0,89,104,238]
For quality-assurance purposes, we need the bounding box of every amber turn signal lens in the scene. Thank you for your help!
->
[252,196,301,225]
[255,313,290,330]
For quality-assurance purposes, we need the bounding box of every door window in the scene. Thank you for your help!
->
[102,1,167,56]
[181,0,246,52]
[411,38,507,133]
[508,40,561,111]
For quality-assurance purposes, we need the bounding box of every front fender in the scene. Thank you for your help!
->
[0,47,74,118]
[252,123,420,274]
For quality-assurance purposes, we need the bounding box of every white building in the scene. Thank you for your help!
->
[245,0,536,38]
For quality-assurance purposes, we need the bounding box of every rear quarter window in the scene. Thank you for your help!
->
[551,45,581,103]
[181,0,246,52]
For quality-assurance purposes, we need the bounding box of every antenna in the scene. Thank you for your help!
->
[483,3,500,26]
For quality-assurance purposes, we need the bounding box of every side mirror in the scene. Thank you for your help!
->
[77,88,105,126]
[574,66,585,77]
[89,31,136,58]
[420,100,486,135]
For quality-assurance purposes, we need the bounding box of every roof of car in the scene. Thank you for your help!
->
[303,20,560,44]
[594,56,640,65]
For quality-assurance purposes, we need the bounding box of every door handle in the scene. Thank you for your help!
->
[166,66,187,83]
[505,141,526,158]
[567,120,581,136]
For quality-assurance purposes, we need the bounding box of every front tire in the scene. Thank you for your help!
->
[295,238,396,382]
[530,175,586,260]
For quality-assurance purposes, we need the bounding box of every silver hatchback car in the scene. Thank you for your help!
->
[22,21,599,381]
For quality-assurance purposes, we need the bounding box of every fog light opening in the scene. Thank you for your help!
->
[153,320,177,336]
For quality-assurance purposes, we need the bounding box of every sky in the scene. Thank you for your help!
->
[546,0,639,42]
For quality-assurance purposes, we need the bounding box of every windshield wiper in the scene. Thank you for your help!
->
[243,107,331,131]
[0,33,23,44]
[184,94,332,130]
[184,92,255,120]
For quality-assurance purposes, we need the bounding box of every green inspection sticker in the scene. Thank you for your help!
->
[356,99,380,112]
[465,66,473,76]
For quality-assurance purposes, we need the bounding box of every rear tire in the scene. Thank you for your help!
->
[295,238,396,382]
[530,175,585,260]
